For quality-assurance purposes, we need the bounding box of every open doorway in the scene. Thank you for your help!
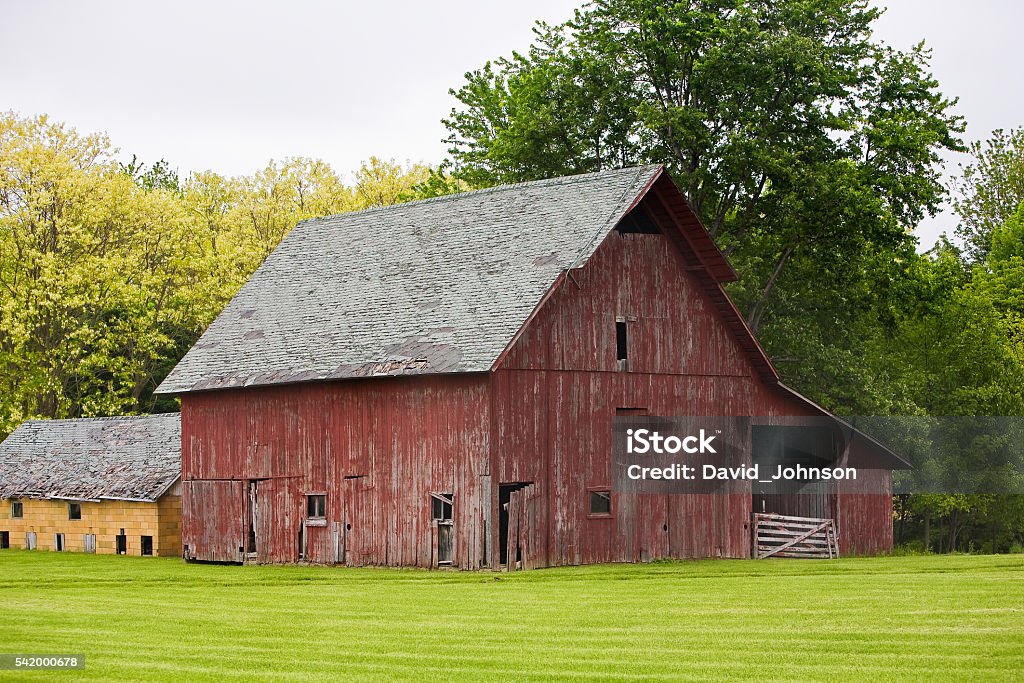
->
[751,425,839,519]
[499,482,533,567]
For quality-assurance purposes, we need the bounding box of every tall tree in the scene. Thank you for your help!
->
[954,127,1024,263]
[444,0,964,348]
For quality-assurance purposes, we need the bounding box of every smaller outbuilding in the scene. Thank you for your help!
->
[0,413,181,556]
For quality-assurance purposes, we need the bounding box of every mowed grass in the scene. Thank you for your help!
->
[0,552,1021,682]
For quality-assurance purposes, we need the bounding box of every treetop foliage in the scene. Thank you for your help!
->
[0,111,459,436]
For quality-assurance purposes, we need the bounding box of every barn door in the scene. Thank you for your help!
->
[430,492,454,567]
[83,534,96,553]
[638,494,669,561]
[253,478,300,563]
[246,481,259,558]
[182,480,245,562]
[342,477,365,566]
[504,483,537,571]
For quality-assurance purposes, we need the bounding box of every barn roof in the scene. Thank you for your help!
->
[159,164,740,394]
[0,414,181,502]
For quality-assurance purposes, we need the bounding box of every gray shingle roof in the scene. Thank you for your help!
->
[157,165,663,394]
[0,414,181,502]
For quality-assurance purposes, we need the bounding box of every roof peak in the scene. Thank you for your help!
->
[300,164,664,225]
[21,413,180,426]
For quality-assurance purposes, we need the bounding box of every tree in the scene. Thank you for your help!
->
[954,128,1024,263]
[0,113,204,430]
[0,113,463,437]
[444,0,964,351]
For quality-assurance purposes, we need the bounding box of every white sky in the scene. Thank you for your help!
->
[2,1,1021,249]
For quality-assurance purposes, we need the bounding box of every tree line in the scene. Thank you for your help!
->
[0,112,463,434]
[442,0,1023,552]
[2,0,1022,552]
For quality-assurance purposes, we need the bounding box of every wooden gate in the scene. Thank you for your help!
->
[753,513,839,559]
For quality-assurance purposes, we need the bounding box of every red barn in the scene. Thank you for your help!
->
[157,165,904,568]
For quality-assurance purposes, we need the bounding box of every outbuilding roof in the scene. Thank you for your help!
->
[0,413,181,502]
[158,165,738,394]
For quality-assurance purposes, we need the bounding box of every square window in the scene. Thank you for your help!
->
[430,493,453,521]
[589,490,612,516]
[306,494,326,518]
[12,500,23,519]
[68,502,81,520]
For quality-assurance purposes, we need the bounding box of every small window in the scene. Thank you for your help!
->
[68,502,81,520]
[306,494,326,518]
[589,490,612,517]
[430,493,453,521]
[55,533,65,552]
[12,500,23,519]
[616,321,628,362]
[116,532,127,555]
[141,535,153,556]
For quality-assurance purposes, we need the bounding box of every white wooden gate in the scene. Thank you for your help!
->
[753,513,839,559]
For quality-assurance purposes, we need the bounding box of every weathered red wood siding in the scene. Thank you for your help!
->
[493,202,762,565]
[491,195,894,565]
[180,188,894,567]
[836,454,894,557]
[180,375,491,567]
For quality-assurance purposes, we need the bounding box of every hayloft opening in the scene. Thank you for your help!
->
[616,206,661,234]
[616,320,628,362]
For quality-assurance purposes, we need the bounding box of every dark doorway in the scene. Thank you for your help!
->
[0,531,8,549]
[247,481,258,555]
[751,425,839,519]
[141,535,153,556]
[498,483,532,566]
[430,492,454,566]
[116,530,127,555]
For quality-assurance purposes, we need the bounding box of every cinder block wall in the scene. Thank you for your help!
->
[0,496,181,557]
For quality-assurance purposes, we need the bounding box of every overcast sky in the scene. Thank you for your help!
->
[2,1,1021,248]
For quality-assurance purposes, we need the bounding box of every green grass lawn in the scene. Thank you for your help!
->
[0,552,1021,682]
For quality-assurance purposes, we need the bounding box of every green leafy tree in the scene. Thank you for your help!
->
[445,1,963,338]
[954,128,1024,263]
